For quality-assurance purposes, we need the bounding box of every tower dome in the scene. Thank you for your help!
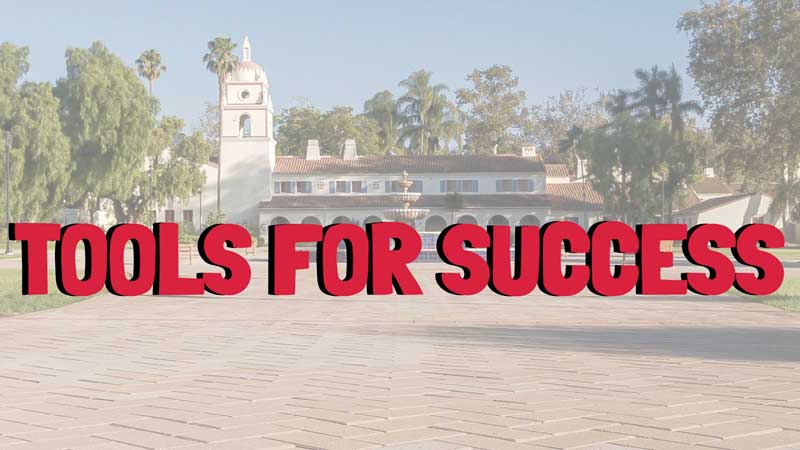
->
[227,36,268,85]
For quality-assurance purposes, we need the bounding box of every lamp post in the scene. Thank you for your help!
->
[5,130,13,255]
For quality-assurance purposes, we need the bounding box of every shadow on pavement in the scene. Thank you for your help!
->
[381,325,800,362]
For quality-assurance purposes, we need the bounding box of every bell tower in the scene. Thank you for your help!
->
[211,36,276,225]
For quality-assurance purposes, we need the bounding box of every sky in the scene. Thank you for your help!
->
[4,0,704,128]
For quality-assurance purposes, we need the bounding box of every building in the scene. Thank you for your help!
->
[159,37,603,234]
[258,142,603,231]
[673,169,777,231]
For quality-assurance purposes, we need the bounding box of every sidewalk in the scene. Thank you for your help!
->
[0,263,798,449]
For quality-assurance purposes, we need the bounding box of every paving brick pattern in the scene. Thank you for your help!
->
[1,264,799,449]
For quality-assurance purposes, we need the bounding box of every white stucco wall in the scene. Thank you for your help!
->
[271,171,546,195]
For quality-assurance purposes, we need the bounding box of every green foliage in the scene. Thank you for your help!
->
[397,70,461,155]
[364,90,400,154]
[580,113,673,223]
[275,105,382,156]
[152,117,213,204]
[275,105,322,156]
[203,37,238,211]
[578,64,704,222]
[0,269,87,316]
[178,220,197,244]
[0,43,29,128]
[680,0,800,223]
[539,87,607,160]
[319,107,381,155]
[243,222,265,247]
[206,209,225,225]
[196,101,219,148]
[55,42,157,213]
[135,49,166,96]
[4,82,72,221]
[456,65,536,155]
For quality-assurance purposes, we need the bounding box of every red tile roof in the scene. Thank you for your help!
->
[690,176,736,195]
[546,183,604,209]
[544,164,570,178]
[675,193,751,215]
[274,154,545,175]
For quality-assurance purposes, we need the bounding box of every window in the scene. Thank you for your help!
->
[164,210,176,222]
[297,181,312,193]
[496,179,534,192]
[317,181,327,191]
[351,181,366,193]
[239,114,252,137]
[330,181,352,193]
[440,179,478,193]
[387,180,423,193]
[371,182,381,192]
[274,181,312,194]
[182,210,194,224]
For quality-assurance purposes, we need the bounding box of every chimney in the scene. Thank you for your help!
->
[704,167,715,178]
[521,145,536,158]
[305,139,320,160]
[576,159,588,180]
[343,139,358,160]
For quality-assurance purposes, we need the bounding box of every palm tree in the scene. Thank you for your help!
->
[203,37,238,212]
[397,70,452,155]
[662,65,703,139]
[604,89,632,117]
[631,65,667,119]
[558,125,584,173]
[364,90,400,154]
[135,49,166,97]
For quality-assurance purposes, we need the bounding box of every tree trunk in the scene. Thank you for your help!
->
[216,79,223,213]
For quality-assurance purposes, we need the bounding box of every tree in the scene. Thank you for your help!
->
[537,87,607,161]
[318,107,381,155]
[135,49,166,97]
[0,43,30,130]
[580,113,672,223]
[55,42,156,217]
[397,70,460,155]
[196,101,219,146]
[4,82,71,221]
[679,0,800,223]
[160,130,214,204]
[111,116,212,223]
[630,65,667,119]
[456,65,535,155]
[444,193,465,224]
[203,37,238,212]
[662,65,703,139]
[364,90,400,154]
[275,105,323,156]
[276,105,383,156]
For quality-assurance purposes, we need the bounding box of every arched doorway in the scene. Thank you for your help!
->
[364,215,382,225]
[457,215,478,225]
[270,216,290,225]
[424,215,447,232]
[331,216,351,225]
[301,216,321,225]
[519,214,541,226]
[488,215,509,226]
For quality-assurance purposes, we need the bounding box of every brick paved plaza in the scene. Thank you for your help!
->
[1,262,799,450]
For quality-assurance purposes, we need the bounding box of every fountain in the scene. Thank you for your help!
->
[383,170,429,226]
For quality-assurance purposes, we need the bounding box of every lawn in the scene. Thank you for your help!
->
[743,276,800,312]
[0,269,87,316]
